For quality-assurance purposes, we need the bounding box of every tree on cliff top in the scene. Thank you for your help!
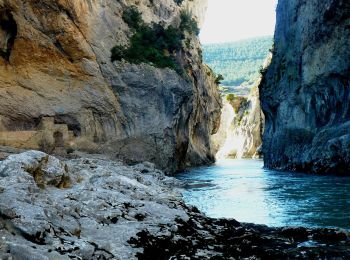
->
[111,6,200,73]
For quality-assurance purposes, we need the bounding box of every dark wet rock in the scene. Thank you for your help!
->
[130,208,350,259]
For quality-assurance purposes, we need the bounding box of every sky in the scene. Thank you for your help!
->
[200,0,278,44]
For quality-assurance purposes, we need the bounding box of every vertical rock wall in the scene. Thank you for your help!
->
[0,0,221,173]
[260,0,350,174]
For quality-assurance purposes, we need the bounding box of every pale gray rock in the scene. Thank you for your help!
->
[0,150,69,187]
[0,151,188,259]
[1,151,350,259]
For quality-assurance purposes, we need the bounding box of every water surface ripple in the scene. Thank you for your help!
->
[176,159,350,229]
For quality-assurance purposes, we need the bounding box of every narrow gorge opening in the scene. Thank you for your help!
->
[200,0,276,160]
[179,0,350,230]
[0,1,349,258]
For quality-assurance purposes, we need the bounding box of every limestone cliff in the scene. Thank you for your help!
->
[212,86,264,159]
[0,0,221,173]
[260,0,350,174]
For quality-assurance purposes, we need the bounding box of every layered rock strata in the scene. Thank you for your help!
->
[0,0,221,173]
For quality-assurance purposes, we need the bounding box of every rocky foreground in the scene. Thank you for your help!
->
[0,151,350,259]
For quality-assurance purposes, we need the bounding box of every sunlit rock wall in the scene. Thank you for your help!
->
[212,86,264,159]
[0,0,221,173]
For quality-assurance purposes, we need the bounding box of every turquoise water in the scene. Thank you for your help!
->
[177,159,350,229]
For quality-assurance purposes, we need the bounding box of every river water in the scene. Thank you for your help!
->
[177,159,350,229]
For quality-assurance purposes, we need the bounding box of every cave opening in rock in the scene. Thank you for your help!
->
[0,9,17,61]
[200,0,277,159]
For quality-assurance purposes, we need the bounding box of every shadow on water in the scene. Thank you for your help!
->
[176,159,350,230]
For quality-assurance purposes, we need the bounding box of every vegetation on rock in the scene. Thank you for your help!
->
[179,10,200,36]
[121,6,143,30]
[226,93,249,114]
[111,7,200,72]
[215,74,224,85]
[174,0,184,6]
[226,93,236,102]
[203,36,273,87]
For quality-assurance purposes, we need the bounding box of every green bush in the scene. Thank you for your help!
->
[215,74,224,85]
[122,6,143,29]
[180,10,200,36]
[226,93,236,102]
[174,0,184,5]
[111,45,127,62]
[111,13,183,71]
[112,7,200,73]
[112,6,202,73]
[226,94,249,114]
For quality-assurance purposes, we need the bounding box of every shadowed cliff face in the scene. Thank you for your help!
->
[0,0,221,173]
[260,0,350,174]
[0,9,17,61]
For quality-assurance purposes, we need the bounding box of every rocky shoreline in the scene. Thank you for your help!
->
[0,151,349,259]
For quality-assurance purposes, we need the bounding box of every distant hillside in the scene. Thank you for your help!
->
[203,36,273,92]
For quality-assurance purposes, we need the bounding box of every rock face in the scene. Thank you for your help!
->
[0,151,189,259]
[210,99,235,157]
[229,87,264,159]
[212,86,264,159]
[1,151,350,259]
[260,0,350,174]
[0,0,221,173]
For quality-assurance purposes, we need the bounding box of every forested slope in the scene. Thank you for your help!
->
[203,36,273,91]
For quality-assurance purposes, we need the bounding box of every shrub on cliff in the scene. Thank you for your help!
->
[226,93,236,102]
[111,22,182,71]
[112,6,199,73]
[259,66,268,77]
[122,6,143,30]
[226,94,249,114]
[174,0,184,6]
[215,74,224,85]
[112,6,200,72]
[179,10,200,36]
[111,45,127,62]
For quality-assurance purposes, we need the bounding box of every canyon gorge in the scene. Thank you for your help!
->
[0,0,350,258]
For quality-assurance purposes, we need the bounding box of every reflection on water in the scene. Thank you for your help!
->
[176,159,350,229]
